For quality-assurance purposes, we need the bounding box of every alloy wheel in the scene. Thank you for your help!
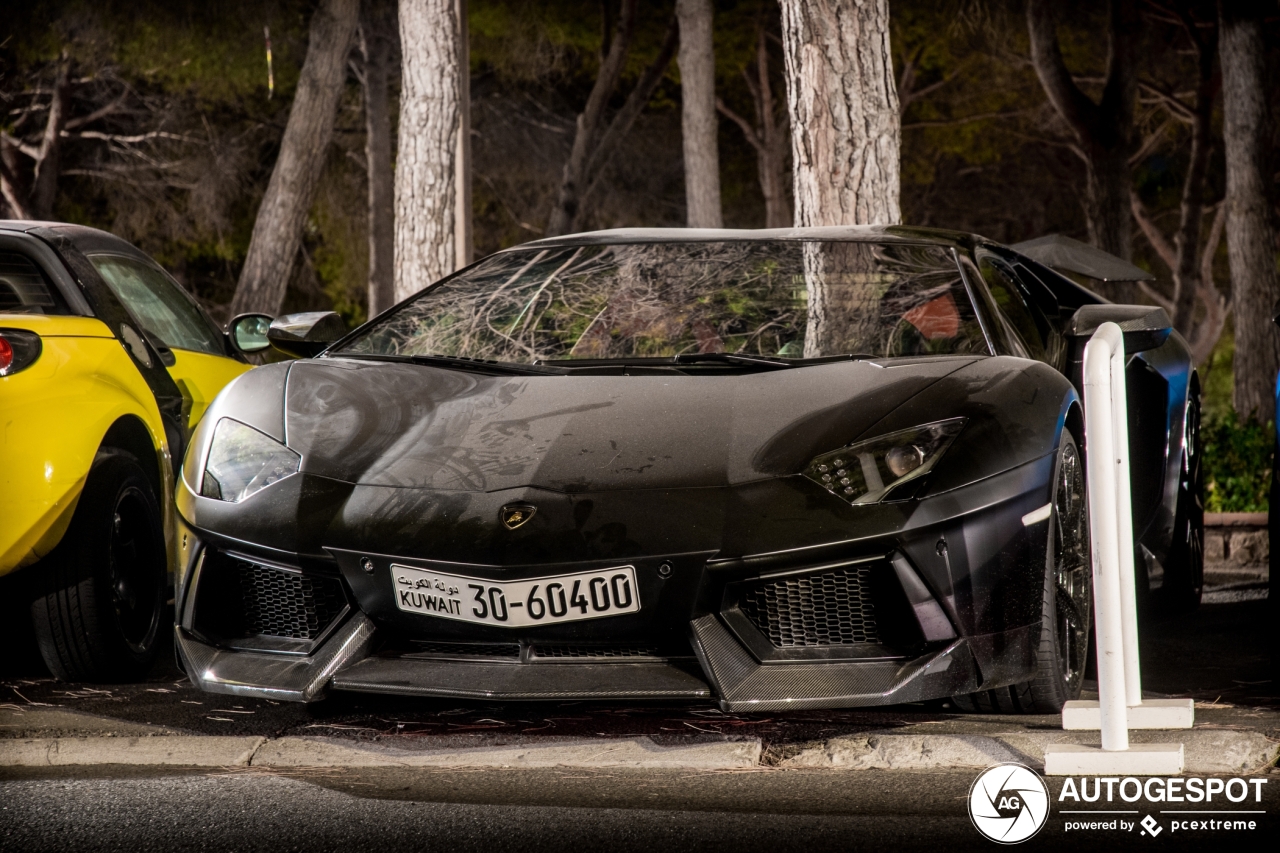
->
[107,486,161,653]
[1052,440,1091,692]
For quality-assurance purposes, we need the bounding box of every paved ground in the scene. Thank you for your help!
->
[2,765,1277,852]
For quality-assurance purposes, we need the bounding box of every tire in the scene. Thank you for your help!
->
[954,430,1092,714]
[30,450,166,682]
[1162,389,1204,611]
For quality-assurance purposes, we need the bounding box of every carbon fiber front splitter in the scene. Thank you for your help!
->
[175,607,1020,709]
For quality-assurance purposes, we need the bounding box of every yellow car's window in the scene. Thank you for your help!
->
[0,251,70,315]
[88,254,224,355]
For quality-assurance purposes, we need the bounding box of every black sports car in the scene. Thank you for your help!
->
[174,227,1201,713]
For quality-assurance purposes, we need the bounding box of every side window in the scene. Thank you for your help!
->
[87,254,224,356]
[977,256,1048,362]
[1009,263,1066,368]
[887,272,990,357]
[0,251,70,315]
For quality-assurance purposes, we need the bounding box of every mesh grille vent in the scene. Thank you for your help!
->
[740,565,880,647]
[236,561,347,640]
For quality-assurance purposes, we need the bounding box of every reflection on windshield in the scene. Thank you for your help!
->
[337,241,988,363]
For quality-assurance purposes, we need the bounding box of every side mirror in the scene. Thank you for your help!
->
[266,311,346,359]
[227,313,274,355]
[1066,305,1172,354]
[1272,298,1280,328]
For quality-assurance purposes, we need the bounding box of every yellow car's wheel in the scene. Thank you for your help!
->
[30,451,166,682]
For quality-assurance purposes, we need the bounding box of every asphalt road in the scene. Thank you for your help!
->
[2,766,1277,853]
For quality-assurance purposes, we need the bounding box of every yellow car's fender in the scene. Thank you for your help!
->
[0,314,173,576]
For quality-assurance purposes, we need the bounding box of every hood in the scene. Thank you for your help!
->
[285,356,979,493]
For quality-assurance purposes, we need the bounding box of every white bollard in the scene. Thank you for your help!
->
[1044,322,1186,776]
[1081,323,1130,751]
[1109,333,1144,710]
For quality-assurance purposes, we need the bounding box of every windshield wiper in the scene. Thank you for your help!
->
[670,352,795,369]
[333,353,565,376]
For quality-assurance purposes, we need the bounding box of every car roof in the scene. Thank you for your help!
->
[0,219,154,263]
[511,225,983,252]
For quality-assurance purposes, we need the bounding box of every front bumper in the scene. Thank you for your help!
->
[174,455,1054,712]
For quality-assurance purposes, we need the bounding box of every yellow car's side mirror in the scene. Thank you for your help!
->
[228,313,273,355]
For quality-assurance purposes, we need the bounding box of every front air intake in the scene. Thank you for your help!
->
[189,550,350,653]
[739,564,881,648]
[236,560,348,640]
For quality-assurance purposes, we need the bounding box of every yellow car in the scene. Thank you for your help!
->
[0,221,252,681]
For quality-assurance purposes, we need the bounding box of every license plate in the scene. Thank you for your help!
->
[390,564,640,627]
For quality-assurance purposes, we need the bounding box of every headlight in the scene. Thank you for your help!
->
[200,418,300,502]
[803,418,965,505]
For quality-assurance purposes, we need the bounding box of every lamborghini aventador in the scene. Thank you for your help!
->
[173,227,1201,713]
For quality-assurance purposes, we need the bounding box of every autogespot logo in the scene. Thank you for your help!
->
[969,763,1051,844]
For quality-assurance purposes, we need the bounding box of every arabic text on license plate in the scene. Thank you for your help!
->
[390,565,640,627]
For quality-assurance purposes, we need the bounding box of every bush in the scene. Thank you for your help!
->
[1202,409,1273,513]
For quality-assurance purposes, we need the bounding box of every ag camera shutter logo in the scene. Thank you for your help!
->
[969,763,1050,844]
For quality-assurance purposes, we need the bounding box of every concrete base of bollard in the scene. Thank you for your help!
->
[1043,743,1184,776]
[1062,699,1195,731]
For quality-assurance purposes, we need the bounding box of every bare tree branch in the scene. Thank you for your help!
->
[546,0,640,235]
[31,53,70,218]
[1138,81,1196,122]
[902,109,1032,129]
[65,129,201,144]
[63,91,128,131]
[582,16,680,206]
[1129,117,1174,165]
[1026,0,1101,137]
[716,97,761,151]
[0,132,40,160]
[1131,192,1178,271]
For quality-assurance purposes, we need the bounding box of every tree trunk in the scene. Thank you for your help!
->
[1081,146,1133,263]
[1026,0,1137,263]
[717,26,790,228]
[546,0,639,237]
[1220,0,1280,423]
[229,0,359,317]
[454,0,472,269]
[30,55,69,219]
[676,0,721,228]
[779,0,900,228]
[395,0,461,301]
[754,28,790,231]
[579,20,679,210]
[1128,8,1219,346]
[360,3,397,319]
[779,0,898,357]
[1170,22,1218,335]
[0,141,32,219]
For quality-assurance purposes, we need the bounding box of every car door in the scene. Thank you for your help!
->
[84,252,250,433]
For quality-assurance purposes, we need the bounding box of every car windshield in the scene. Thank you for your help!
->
[335,240,988,363]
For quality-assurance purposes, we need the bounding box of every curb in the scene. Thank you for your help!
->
[780,730,1280,775]
[254,735,763,769]
[0,736,266,768]
[1,730,1274,774]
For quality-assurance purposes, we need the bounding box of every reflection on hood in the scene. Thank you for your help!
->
[285,357,977,493]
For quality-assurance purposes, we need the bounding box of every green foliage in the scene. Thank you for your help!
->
[1203,409,1273,513]
[1200,321,1235,421]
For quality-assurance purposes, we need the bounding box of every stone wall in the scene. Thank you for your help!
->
[1204,512,1269,583]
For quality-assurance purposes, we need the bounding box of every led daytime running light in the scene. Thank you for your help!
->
[803,418,966,505]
